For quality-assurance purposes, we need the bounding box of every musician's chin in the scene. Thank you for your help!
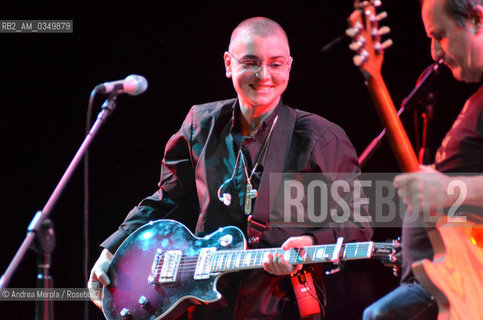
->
[449,65,480,83]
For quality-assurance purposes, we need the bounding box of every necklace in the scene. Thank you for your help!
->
[241,115,278,215]
[217,115,278,215]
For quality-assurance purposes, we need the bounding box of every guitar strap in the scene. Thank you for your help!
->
[247,104,296,247]
[247,105,322,318]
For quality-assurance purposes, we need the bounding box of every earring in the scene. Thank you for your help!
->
[217,178,232,206]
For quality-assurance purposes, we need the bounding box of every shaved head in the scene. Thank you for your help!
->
[228,17,289,53]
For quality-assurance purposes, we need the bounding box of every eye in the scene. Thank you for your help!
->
[240,60,259,67]
[269,62,285,69]
[432,31,444,42]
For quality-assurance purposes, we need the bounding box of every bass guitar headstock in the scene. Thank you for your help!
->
[347,0,392,79]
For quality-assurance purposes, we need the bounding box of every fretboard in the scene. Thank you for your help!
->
[210,241,374,273]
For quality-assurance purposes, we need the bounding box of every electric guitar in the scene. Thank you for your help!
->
[348,1,483,319]
[102,219,400,320]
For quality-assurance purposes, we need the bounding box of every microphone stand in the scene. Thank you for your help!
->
[358,60,442,167]
[0,93,118,320]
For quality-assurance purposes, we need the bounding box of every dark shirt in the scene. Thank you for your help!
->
[101,98,373,319]
[401,85,483,283]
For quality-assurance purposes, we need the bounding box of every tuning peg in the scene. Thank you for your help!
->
[381,39,393,50]
[349,35,367,51]
[374,38,392,52]
[366,10,376,22]
[346,27,358,38]
[346,22,363,38]
[376,11,388,21]
[371,25,391,39]
[349,41,362,51]
[378,26,391,36]
[353,51,368,66]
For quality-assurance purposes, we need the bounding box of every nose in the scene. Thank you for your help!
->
[431,39,443,61]
[255,63,270,79]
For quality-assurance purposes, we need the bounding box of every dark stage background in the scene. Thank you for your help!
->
[0,1,476,319]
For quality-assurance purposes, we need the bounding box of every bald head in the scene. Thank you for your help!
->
[420,0,483,27]
[228,17,290,53]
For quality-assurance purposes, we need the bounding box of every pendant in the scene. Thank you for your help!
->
[244,182,258,215]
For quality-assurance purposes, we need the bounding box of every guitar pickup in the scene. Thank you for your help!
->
[148,249,182,285]
[194,247,216,280]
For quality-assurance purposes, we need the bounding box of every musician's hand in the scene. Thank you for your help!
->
[88,248,113,310]
[263,235,314,276]
[393,165,458,213]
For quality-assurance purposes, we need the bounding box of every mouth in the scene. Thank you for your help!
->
[249,84,275,92]
[444,58,456,69]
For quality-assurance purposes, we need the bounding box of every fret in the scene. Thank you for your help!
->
[217,252,224,271]
[287,249,295,264]
[235,251,242,269]
[255,250,263,267]
[325,245,335,260]
[343,242,372,260]
[344,243,355,259]
[243,252,252,269]
[315,246,326,262]
[240,251,246,269]
[262,250,270,267]
[224,252,231,271]
[229,252,236,270]
[308,247,317,263]
[300,248,307,263]
[209,240,376,273]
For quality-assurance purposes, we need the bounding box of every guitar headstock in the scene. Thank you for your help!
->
[347,0,392,79]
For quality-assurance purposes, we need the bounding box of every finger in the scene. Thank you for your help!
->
[419,164,435,172]
[270,254,284,274]
[293,264,303,275]
[394,173,414,188]
[265,251,299,275]
[281,236,313,250]
[274,253,294,275]
[87,281,103,310]
[263,253,277,274]
[96,271,110,287]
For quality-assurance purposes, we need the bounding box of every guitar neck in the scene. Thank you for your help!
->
[210,241,376,273]
[366,74,419,173]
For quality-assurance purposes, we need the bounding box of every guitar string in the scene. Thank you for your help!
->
[146,243,389,274]
[150,246,343,272]
[153,246,379,274]
[152,243,371,268]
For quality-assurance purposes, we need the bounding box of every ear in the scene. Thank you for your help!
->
[224,52,232,78]
[471,5,483,34]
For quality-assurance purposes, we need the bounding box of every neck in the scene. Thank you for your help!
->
[239,101,278,136]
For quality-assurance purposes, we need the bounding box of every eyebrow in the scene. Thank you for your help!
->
[239,54,287,60]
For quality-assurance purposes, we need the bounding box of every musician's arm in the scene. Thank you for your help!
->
[458,175,483,206]
[88,248,113,310]
[88,108,196,309]
[101,107,196,253]
[394,166,483,211]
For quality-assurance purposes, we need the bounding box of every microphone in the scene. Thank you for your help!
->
[401,59,443,109]
[95,74,148,96]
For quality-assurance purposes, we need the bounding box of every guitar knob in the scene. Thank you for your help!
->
[138,295,150,308]
[120,307,132,319]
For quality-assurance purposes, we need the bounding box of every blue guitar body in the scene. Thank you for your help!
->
[103,219,246,320]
